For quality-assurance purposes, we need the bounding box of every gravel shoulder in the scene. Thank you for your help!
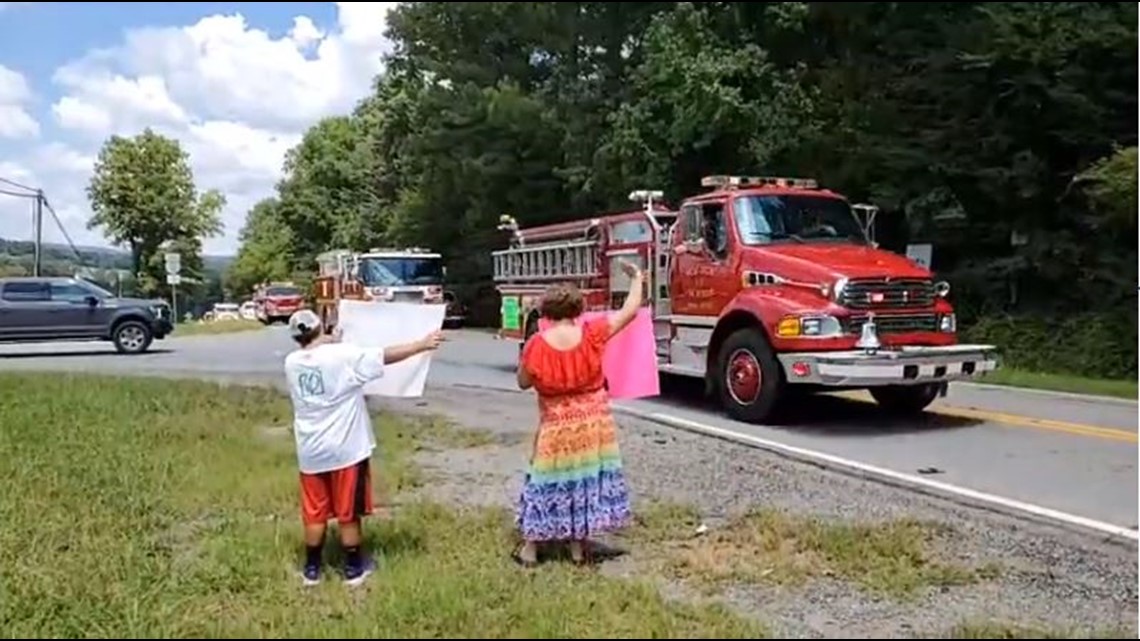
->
[372,384,1138,640]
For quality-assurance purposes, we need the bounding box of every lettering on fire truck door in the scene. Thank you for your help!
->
[671,201,740,316]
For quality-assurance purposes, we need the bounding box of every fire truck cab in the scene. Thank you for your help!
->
[493,176,1001,424]
[314,247,447,329]
[253,281,305,325]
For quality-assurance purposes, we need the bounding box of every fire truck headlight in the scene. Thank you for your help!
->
[939,313,956,333]
[777,314,843,338]
[934,281,950,298]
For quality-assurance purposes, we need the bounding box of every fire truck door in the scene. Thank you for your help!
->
[671,201,739,316]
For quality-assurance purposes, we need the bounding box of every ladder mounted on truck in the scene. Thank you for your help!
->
[492,239,601,282]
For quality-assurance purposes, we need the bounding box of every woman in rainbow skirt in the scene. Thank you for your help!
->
[512,260,644,567]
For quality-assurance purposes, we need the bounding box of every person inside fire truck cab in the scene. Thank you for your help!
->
[511,260,643,568]
[799,208,838,238]
[700,205,728,258]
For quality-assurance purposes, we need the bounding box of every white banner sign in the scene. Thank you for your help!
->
[336,299,445,398]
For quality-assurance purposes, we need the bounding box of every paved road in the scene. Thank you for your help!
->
[0,326,1135,531]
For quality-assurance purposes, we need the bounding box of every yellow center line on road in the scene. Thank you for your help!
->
[831,391,1138,444]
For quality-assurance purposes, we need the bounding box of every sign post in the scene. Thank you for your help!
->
[164,252,181,322]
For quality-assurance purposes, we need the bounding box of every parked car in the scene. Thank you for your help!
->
[0,276,174,354]
[239,300,257,321]
[211,302,241,321]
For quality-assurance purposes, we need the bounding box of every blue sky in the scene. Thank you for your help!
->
[0,1,395,255]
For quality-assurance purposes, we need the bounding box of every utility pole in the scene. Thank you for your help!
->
[32,189,43,277]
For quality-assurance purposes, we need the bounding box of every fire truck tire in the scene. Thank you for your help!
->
[715,327,785,424]
[868,383,940,416]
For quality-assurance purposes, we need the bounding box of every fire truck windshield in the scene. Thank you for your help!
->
[358,256,444,287]
[733,194,868,245]
[265,285,300,297]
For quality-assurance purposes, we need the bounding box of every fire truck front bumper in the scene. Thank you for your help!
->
[777,344,1000,388]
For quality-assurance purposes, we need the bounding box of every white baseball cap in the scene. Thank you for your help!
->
[287,309,322,338]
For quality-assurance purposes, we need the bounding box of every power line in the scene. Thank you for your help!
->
[0,175,37,194]
[0,175,87,276]
[41,196,84,264]
[0,187,37,199]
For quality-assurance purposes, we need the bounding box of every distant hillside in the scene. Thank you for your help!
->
[0,237,234,274]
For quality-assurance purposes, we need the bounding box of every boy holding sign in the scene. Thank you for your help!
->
[283,309,444,586]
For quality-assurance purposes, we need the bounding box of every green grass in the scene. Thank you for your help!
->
[175,318,265,336]
[633,502,998,601]
[0,373,768,638]
[978,367,1136,400]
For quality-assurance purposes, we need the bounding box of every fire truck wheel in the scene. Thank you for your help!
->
[868,383,940,416]
[715,327,785,424]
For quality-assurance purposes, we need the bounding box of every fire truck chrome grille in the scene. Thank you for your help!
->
[840,277,934,310]
[845,313,939,334]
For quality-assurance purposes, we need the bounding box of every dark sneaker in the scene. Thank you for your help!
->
[343,555,376,587]
[301,562,321,587]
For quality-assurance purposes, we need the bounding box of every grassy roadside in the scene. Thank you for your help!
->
[1,372,1125,638]
[174,318,266,336]
[0,373,766,638]
[977,367,1136,400]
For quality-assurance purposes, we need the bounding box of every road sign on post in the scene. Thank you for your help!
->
[164,252,181,276]
[164,252,182,322]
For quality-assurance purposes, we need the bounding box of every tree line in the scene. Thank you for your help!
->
[152,2,1140,379]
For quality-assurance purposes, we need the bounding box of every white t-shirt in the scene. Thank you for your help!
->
[283,342,386,475]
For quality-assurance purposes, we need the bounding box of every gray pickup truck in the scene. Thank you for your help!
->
[0,276,175,354]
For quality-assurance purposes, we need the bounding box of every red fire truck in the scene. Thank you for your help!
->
[252,281,305,325]
[492,176,1000,423]
[312,247,449,329]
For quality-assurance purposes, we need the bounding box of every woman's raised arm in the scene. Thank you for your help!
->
[607,260,645,339]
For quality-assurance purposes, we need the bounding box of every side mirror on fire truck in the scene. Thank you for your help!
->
[852,203,880,243]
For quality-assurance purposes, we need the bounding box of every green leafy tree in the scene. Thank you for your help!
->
[274,115,382,268]
[86,128,224,295]
[226,197,297,296]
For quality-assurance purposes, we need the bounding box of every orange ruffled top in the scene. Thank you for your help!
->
[520,319,608,397]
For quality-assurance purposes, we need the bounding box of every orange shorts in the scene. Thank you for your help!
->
[299,458,374,526]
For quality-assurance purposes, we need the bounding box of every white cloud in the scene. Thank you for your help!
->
[0,64,39,139]
[0,2,398,255]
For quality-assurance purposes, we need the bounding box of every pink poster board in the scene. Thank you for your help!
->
[538,309,660,399]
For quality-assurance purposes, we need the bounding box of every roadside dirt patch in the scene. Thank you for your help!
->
[628,501,999,601]
[374,410,524,510]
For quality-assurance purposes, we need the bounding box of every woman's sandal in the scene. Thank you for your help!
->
[511,544,538,569]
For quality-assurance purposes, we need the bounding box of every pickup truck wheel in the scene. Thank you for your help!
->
[715,327,785,424]
[869,383,940,415]
[112,320,153,355]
